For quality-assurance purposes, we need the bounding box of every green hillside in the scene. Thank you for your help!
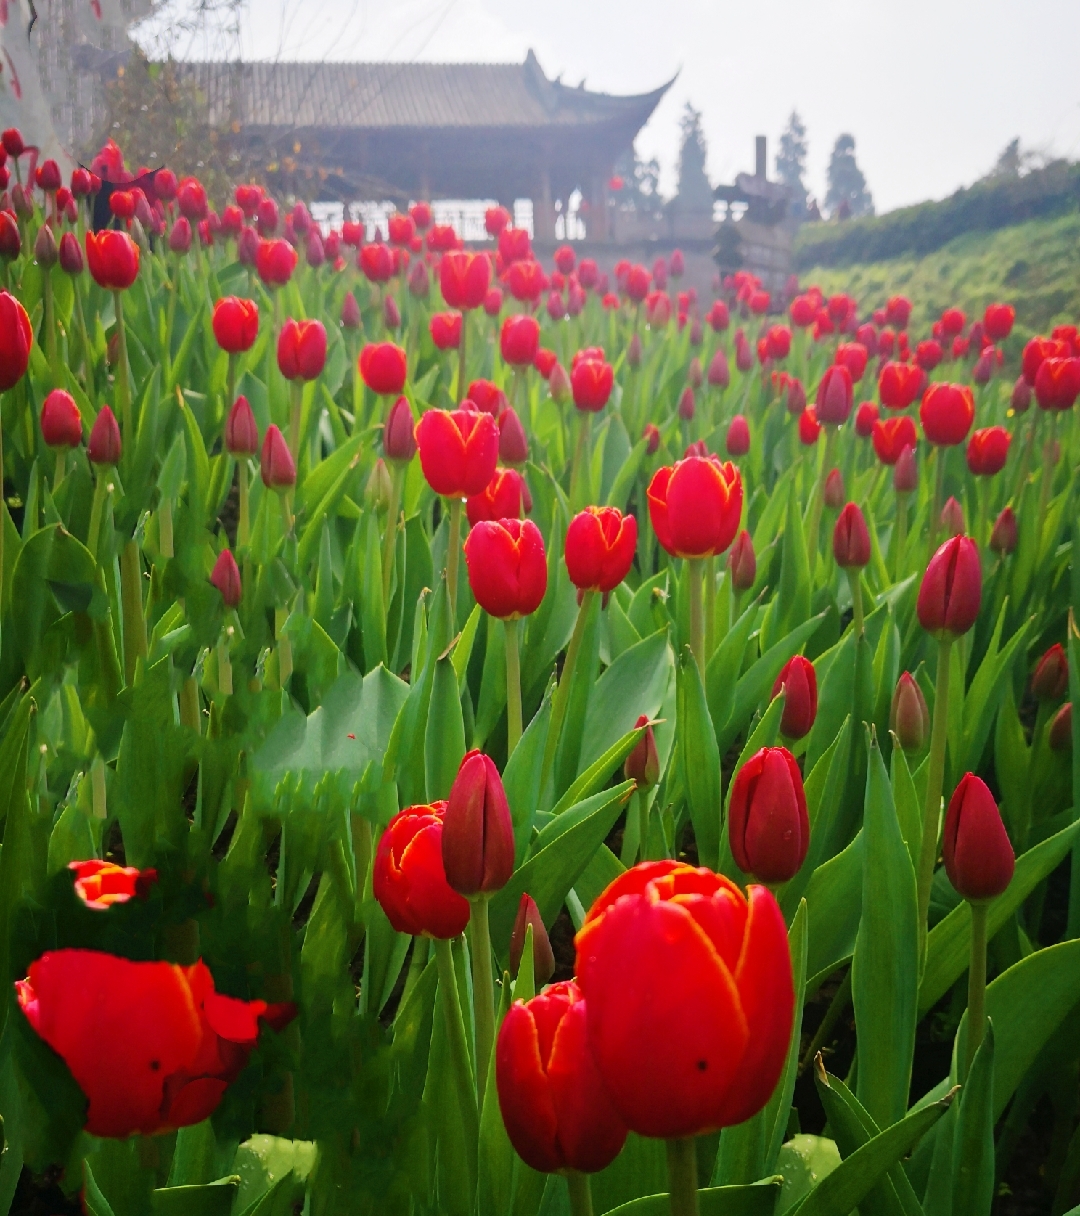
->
[801,212,1080,342]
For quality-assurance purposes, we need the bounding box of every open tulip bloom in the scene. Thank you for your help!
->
[1,132,1079,1216]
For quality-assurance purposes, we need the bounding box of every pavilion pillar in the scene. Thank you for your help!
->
[534,163,556,243]
[589,172,610,243]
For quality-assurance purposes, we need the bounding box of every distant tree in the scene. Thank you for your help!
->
[825,133,873,219]
[775,111,809,218]
[983,137,1047,181]
[676,103,713,211]
[613,147,665,218]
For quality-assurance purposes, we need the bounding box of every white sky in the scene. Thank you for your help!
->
[145,0,1080,214]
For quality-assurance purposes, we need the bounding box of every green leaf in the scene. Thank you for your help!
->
[852,734,918,1131]
[504,685,552,863]
[678,645,723,870]
[920,820,1080,1014]
[360,513,387,671]
[231,1135,316,1215]
[775,1136,842,1216]
[705,594,759,739]
[151,1179,240,1216]
[425,654,466,802]
[605,435,649,511]
[551,723,647,819]
[791,1095,953,1216]
[951,1023,995,1216]
[81,1162,118,1216]
[803,833,863,992]
[958,601,1031,776]
[601,1180,782,1216]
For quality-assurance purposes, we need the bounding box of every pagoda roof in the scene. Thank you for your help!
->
[176,51,673,135]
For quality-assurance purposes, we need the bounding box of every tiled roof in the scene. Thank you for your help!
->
[175,51,672,133]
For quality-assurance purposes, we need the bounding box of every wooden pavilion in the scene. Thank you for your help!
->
[177,52,673,243]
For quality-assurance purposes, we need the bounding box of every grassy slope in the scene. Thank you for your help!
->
[801,212,1080,342]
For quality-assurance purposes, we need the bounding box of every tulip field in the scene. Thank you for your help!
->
[1,130,1080,1216]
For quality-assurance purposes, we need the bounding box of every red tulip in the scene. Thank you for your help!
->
[416,408,499,498]
[1034,357,1080,411]
[498,407,528,466]
[891,672,930,752]
[784,377,807,415]
[575,861,793,1138]
[1032,643,1068,702]
[442,750,516,896]
[920,383,974,446]
[1022,336,1070,385]
[798,407,821,445]
[989,506,1017,556]
[359,242,394,283]
[210,548,242,608]
[726,414,750,456]
[176,176,208,221]
[647,456,743,559]
[225,396,259,456]
[277,318,326,381]
[707,349,730,388]
[886,295,912,329]
[728,530,756,592]
[255,238,297,286]
[815,365,854,425]
[41,389,82,449]
[387,212,415,246]
[466,467,525,526]
[0,213,20,262]
[966,426,1010,476]
[359,341,407,395]
[409,201,432,231]
[0,291,31,393]
[571,358,614,412]
[2,128,24,157]
[855,401,879,438]
[498,227,532,264]
[823,468,845,509]
[85,230,139,290]
[707,300,730,331]
[624,715,660,788]
[501,314,541,367]
[917,535,982,638]
[16,950,294,1138]
[506,259,544,303]
[835,342,869,383]
[894,445,918,493]
[497,980,628,1173]
[257,197,279,237]
[643,423,661,455]
[942,774,1014,901]
[564,506,637,594]
[211,297,258,354]
[109,190,136,220]
[940,496,965,538]
[68,859,157,910]
[940,307,966,337]
[729,746,810,883]
[915,340,943,372]
[790,296,816,328]
[771,656,817,740]
[534,348,557,379]
[441,250,491,310]
[878,361,924,410]
[464,518,548,619]
[874,415,918,467]
[678,386,695,421]
[765,325,792,361]
[430,311,462,351]
[373,803,471,938]
[508,894,556,985]
[1049,703,1073,752]
[341,291,362,330]
[833,502,871,568]
[88,406,122,465]
[260,425,296,491]
[625,264,651,303]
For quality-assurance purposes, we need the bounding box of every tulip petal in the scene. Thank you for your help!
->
[496,1002,562,1172]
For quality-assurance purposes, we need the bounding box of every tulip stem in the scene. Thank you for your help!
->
[113,291,132,454]
[665,1137,700,1216]
[446,497,462,624]
[433,936,479,1188]
[217,632,233,697]
[226,351,237,422]
[238,459,250,550]
[688,558,705,673]
[382,461,403,611]
[469,895,496,1111]
[43,267,58,373]
[53,448,67,494]
[805,424,837,577]
[1036,412,1058,548]
[120,538,148,686]
[893,492,908,581]
[288,379,304,458]
[87,467,110,559]
[965,900,989,1081]
[504,616,523,758]
[566,1171,595,1216]
[846,568,864,638]
[704,554,716,659]
[540,589,594,802]
[456,310,468,404]
[570,412,590,509]
[916,637,953,959]
[637,787,651,863]
[928,444,946,557]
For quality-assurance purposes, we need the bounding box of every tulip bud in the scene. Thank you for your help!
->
[626,333,642,369]
[823,467,844,509]
[408,258,430,298]
[509,893,556,984]
[833,502,871,568]
[1049,702,1073,752]
[341,290,361,330]
[728,746,810,883]
[225,396,259,457]
[917,535,982,639]
[34,222,57,269]
[943,773,1015,902]
[725,414,749,457]
[168,217,192,254]
[890,672,930,752]
[365,457,393,513]
[678,386,695,421]
[383,293,401,330]
[989,506,1017,556]
[442,749,516,896]
[0,212,20,261]
[707,349,730,389]
[88,405,121,465]
[260,424,296,491]
[12,183,33,221]
[771,655,817,740]
[1011,376,1031,414]
[549,361,571,405]
[58,231,83,275]
[893,445,918,493]
[728,529,756,592]
[643,423,660,455]
[815,364,853,425]
[237,226,259,267]
[940,496,965,537]
[41,389,83,449]
[498,407,528,467]
[1032,643,1068,702]
[210,548,242,608]
[623,715,660,788]
[383,396,417,464]
[687,356,703,389]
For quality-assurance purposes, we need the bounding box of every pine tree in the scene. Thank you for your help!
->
[676,103,713,211]
[775,111,809,218]
[824,133,874,219]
